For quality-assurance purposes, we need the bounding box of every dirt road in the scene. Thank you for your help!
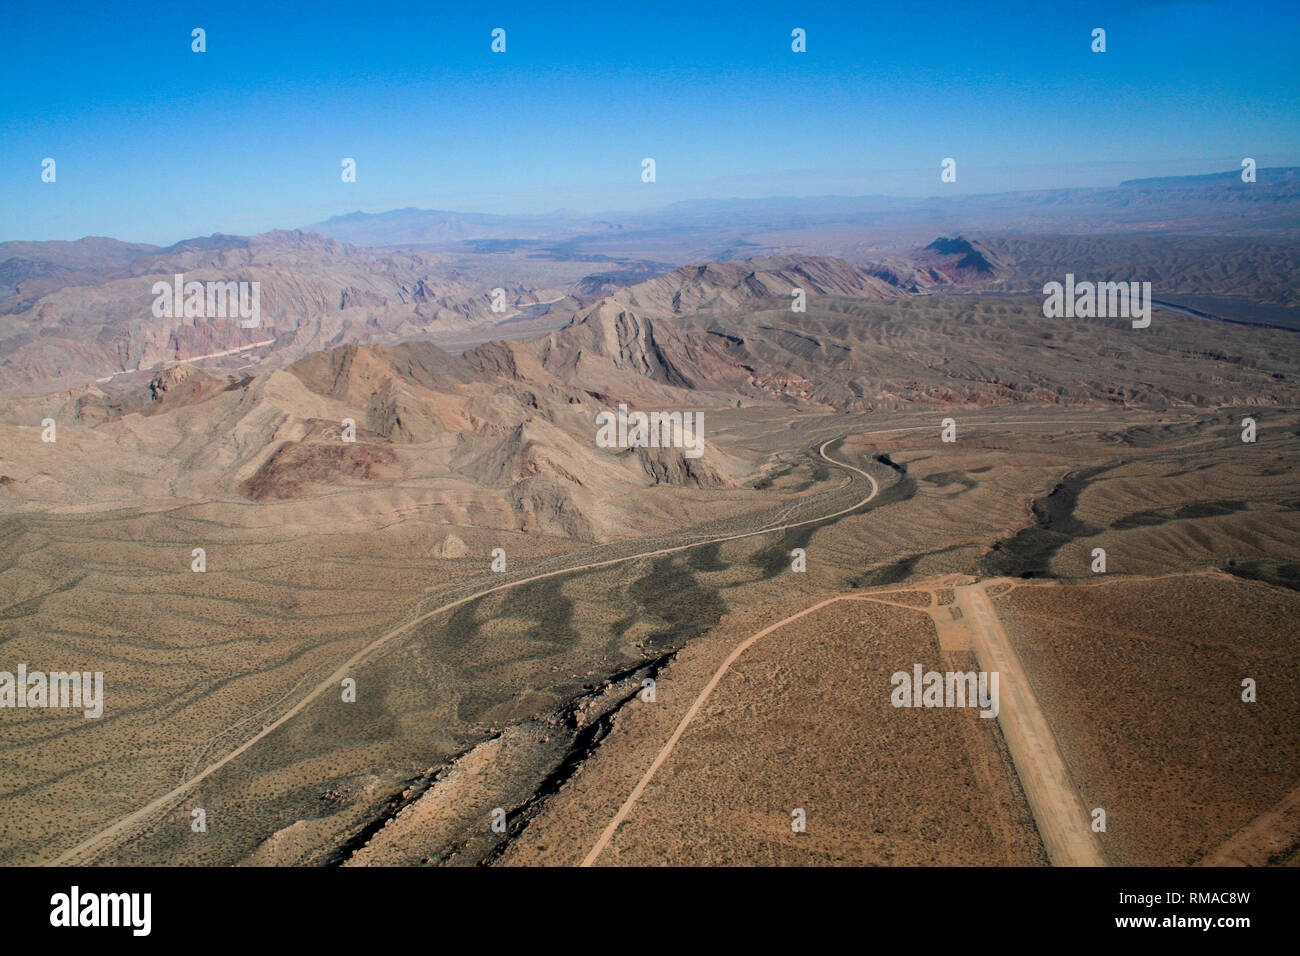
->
[958,582,1106,866]
[583,577,1110,866]
[1201,783,1300,866]
[55,415,1133,866]
[50,436,879,865]
[580,593,876,866]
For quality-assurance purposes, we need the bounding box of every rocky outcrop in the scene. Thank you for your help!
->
[241,440,400,500]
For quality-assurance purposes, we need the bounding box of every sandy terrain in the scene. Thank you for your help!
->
[993,574,1300,865]
[500,592,1045,866]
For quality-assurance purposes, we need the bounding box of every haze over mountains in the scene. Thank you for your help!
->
[309,167,1300,246]
[2,169,1298,400]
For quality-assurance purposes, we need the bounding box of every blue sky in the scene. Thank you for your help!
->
[3,0,1298,244]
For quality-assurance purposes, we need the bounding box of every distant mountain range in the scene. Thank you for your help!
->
[306,208,614,246]
[1,168,1298,398]
[305,167,1300,247]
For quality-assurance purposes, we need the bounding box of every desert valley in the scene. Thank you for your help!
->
[0,168,1297,869]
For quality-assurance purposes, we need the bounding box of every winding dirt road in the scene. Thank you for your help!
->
[50,436,879,865]
[55,415,1128,865]
[576,438,886,867]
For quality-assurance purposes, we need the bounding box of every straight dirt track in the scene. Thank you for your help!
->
[958,582,1106,866]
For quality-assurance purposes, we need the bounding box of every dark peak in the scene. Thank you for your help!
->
[923,236,995,274]
[925,236,977,255]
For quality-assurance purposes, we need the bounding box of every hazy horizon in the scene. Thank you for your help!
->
[7,161,1299,249]
[6,0,1299,245]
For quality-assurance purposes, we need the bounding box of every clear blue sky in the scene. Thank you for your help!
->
[3,0,1298,244]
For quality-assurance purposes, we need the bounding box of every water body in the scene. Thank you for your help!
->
[947,290,1300,332]
[1151,296,1300,332]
